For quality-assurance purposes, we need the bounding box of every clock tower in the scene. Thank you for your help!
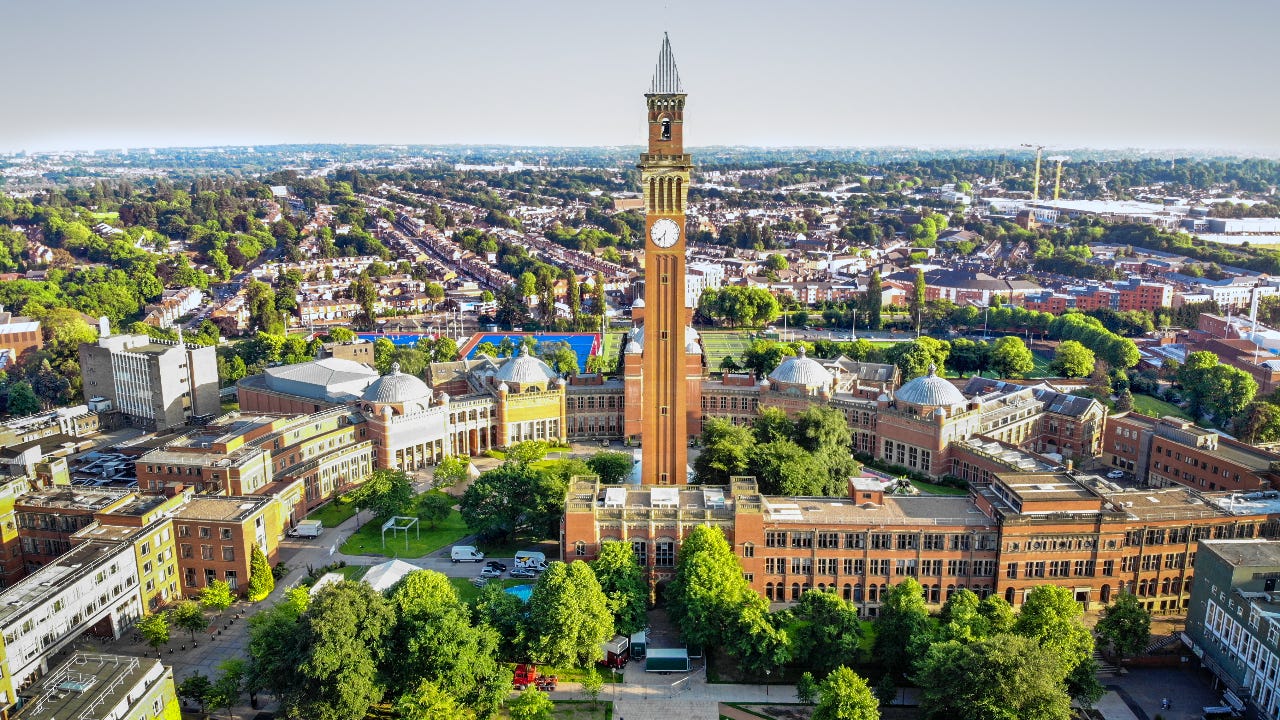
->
[639,33,692,485]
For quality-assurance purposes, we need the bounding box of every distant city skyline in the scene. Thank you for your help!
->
[4,0,1278,155]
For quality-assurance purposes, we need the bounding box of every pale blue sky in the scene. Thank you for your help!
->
[4,0,1277,153]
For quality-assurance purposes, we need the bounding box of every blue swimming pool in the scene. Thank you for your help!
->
[505,584,535,603]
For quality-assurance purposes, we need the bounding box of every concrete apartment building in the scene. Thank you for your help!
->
[0,539,142,706]
[13,652,180,720]
[78,332,219,431]
[1184,540,1280,719]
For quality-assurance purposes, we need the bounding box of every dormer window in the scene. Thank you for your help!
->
[660,118,671,140]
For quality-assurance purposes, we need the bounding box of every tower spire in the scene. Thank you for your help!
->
[649,32,684,94]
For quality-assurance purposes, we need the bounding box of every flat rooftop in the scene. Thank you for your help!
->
[1200,539,1280,569]
[1107,487,1231,521]
[16,653,166,720]
[0,541,128,626]
[16,487,132,512]
[763,494,993,528]
[997,473,1099,503]
[176,496,270,522]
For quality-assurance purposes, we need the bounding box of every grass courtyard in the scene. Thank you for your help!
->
[1130,393,1193,421]
[338,491,470,558]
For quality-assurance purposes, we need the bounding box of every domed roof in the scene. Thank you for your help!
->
[625,340,642,354]
[894,365,966,407]
[767,347,834,388]
[493,347,558,385]
[362,363,433,404]
[632,298,646,308]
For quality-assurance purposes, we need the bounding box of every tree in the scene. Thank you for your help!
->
[1095,592,1151,660]
[178,673,215,715]
[667,526,786,675]
[990,336,1035,379]
[862,270,883,330]
[1233,402,1280,444]
[460,460,565,542]
[580,666,604,708]
[892,337,949,380]
[351,468,415,521]
[1115,387,1135,412]
[419,491,455,529]
[752,407,796,444]
[797,671,819,704]
[137,611,170,657]
[873,673,897,708]
[282,581,396,720]
[209,658,246,720]
[352,274,379,327]
[914,634,1071,720]
[172,600,207,644]
[812,666,880,720]
[246,544,275,602]
[328,326,356,343]
[4,380,38,416]
[385,570,510,716]
[508,687,554,720]
[978,595,1016,634]
[526,561,614,667]
[587,451,633,485]
[1012,585,1094,679]
[591,541,648,635]
[694,417,756,484]
[200,580,236,613]
[747,440,832,496]
[910,269,927,333]
[873,578,929,679]
[790,590,864,676]
[433,455,470,489]
[1052,340,1095,378]
[396,680,475,720]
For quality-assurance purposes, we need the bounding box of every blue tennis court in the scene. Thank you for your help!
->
[460,333,600,373]
[357,333,427,347]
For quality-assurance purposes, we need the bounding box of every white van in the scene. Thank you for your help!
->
[451,545,485,563]
[514,551,548,570]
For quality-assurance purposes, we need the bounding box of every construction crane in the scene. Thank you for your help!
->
[1047,156,1070,200]
[1021,143,1045,201]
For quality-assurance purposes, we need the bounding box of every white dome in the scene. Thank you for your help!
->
[767,347,833,389]
[625,340,642,354]
[362,363,433,404]
[685,341,701,354]
[632,298,646,308]
[493,347,558,386]
[894,365,966,408]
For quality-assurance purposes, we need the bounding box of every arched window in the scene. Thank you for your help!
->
[1005,587,1015,604]
[1100,584,1112,603]
[929,584,941,604]
[946,584,956,600]
[765,582,775,601]
[843,583,853,601]
[791,583,802,601]
[574,541,587,557]
[853,583,863,602]
[660,118,671,140]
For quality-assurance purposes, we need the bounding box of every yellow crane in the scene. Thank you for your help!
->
[1021,143,1045,201]
[1047,156,1070,200]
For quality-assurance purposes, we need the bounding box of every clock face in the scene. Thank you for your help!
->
[650,218,681,248]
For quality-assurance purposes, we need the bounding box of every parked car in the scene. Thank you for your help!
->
[484,560,508,572]
[479,567,503,579]
[510,568,537,579]
[1106,470,1125,479]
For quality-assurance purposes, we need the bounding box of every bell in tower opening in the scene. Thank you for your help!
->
[660,118,671,140]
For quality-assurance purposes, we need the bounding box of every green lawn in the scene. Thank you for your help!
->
[307,495,359,529]
[339,491,470,558]
[600,331,627,363]
[449,576,531,604]
[1027,350,1056,378]
[334,565,368,581]
[910,480,968,496]
[1130,393,1192,420]
[700,331,755,366]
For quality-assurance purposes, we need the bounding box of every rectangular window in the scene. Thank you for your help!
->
[201,545,213,561]
[1006,562,1018,579]
[817,532,840,549]
[181,544,192,559]
[742,544,754,558]
[184,568,196,587]
[766,531,786,548]
[765,558,782,574]
[178,525,190,538]
[790,532,813,549]
[870,533,891,550]
[844,533,865,549]
[1102,560,1114,576]
[222,547,235,562]
[923,534,944,551]
[655,541,675,567]
[225,571,238,590]
[791,557,813,575]
[199,527,210,539]
[894,559,917,576]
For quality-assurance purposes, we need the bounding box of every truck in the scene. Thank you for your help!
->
[600,634,630,669]
[287,520,323,539]
[645,647,690,673]
[629,630,647,659]
[514,551,548,571]
[451,545,485,563]
[512,664,557,692]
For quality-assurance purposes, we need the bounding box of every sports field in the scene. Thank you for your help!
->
[457,332,600,373]
[699,331,754,366]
